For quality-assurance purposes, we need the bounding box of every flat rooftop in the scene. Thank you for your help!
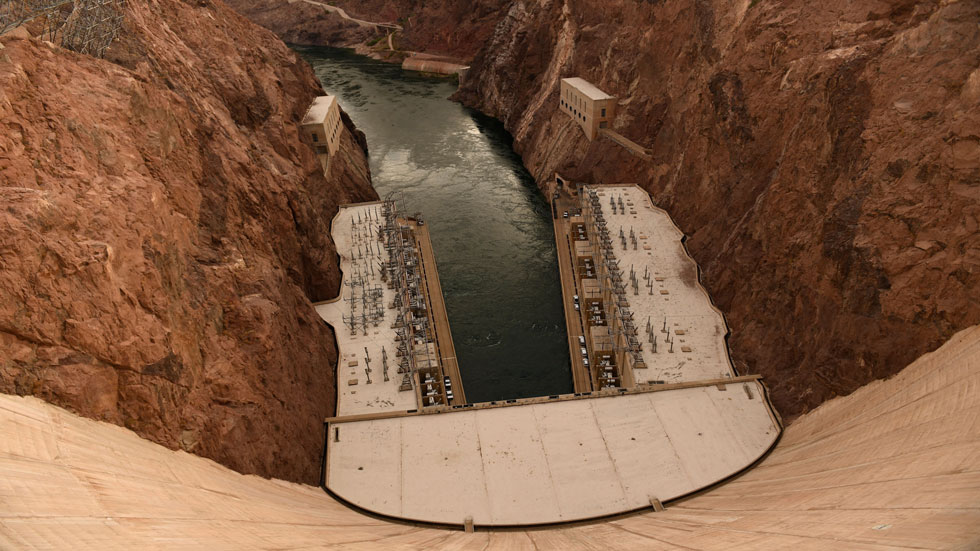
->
[562,77,613,100]
[316,202,417,416]
[327,380,778,525]
[316,202,462,416]
[301,95,337,125]
[588,185,735,384]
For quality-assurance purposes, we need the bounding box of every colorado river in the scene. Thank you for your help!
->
[295,45,573,402]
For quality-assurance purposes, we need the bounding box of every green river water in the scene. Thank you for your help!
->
[296,45,573,402]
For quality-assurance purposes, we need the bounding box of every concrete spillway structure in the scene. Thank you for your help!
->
[316,190,782,527]
[1,324,978,548]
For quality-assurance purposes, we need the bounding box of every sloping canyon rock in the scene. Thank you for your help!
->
[0,0,375,483]
[455,0,980,418]
[228,0,979,420]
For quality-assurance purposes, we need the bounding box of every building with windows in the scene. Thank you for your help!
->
[559,77,616,140]
[301,95,343,173]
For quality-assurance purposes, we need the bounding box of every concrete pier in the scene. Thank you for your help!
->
[315,201,464,416]
[553,182,739,392]
[318,186,782,526]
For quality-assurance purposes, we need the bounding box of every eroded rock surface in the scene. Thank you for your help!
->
[230,0,979,419]
[0,0,375,483]
[454,0,980,418]
[223,0,378,50]
[228,0,509,61]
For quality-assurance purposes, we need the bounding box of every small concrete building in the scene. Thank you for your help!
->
[301,95,343,173]
[560,77,616,140]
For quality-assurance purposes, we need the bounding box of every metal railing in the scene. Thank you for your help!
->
[0,0,71,35]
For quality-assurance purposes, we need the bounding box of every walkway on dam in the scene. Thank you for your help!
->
[1,323,977,547]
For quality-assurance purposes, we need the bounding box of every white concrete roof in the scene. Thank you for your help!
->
[562,77,613,100]
[301,95,337,125]
[589,185,735,384]
[1,323,978,547]
[316,203,419,416]
[328,382,779,525]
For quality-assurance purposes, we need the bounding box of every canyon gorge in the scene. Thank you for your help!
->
[0,0,977,489]
[236,0,980,419]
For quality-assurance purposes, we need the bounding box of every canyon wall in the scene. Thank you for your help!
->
[454,0,980,418]
[328,0,508,59]
[0,0,376,483]
[223,0,378,49]
[230,0,979,419]
[228,0,509,61]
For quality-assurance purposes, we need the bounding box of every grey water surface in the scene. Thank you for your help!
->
[295,45,572,402]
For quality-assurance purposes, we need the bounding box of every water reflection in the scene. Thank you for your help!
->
[295,45,572,402]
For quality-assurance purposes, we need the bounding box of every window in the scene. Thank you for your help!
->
[601,108,606,117]
[312,133,318,142]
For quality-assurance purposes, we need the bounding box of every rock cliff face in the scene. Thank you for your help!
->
[229,0,979,419]
[0,0,376,483]
[454,0,980,417]
[224,0,377,50]
[330,0,507,59]
[227,0,509,61]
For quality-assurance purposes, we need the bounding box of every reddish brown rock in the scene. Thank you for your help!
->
[454,0,980,419]
[227,0,509,61]
[331,0,507,60]
[230,0,979,420]
[0,0,375,483]
[223,0,378,49]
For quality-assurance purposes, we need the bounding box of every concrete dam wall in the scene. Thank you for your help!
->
[2,325,978,548]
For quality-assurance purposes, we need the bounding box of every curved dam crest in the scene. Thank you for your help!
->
[2,323,976,545]
[315,181,781,525]
[296,44,782,526]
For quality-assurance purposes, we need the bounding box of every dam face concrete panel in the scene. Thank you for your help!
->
[398,412,490,523]
[328,420,403,515]
[1,324,978,547]
[476,405,561,524]
[327,387,780,525]
[590,394,694,503]
[532,400,628,519]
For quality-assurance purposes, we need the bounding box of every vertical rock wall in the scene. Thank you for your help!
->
[0,0,376,483]
[455,0,980,417]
